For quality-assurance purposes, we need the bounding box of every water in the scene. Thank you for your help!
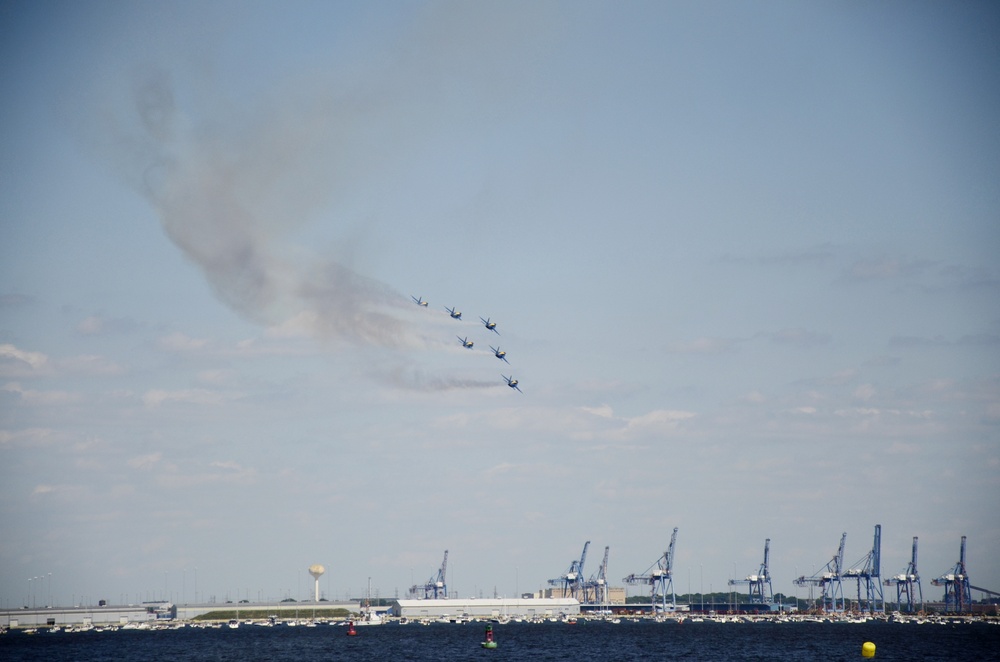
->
[2,620,998,661]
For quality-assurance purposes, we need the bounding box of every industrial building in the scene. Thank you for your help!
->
[542,586,626,605]
[390,597,579,620]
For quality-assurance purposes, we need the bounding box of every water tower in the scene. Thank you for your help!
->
[308,564,325,602]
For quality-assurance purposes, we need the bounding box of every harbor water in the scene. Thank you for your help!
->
[2,619,998,661]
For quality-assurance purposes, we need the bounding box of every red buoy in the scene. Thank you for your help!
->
[346,620,357,636]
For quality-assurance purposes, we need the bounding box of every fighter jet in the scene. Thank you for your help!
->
[457,336,474,349]
[480,317,499,334]
[490,345,509,364]
[502,374,522,393]
[411,295,429,307]
[445,306,462,320]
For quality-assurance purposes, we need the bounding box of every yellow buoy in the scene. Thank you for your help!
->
[862,641,876,658]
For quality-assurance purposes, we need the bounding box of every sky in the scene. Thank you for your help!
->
[1,0,998,608]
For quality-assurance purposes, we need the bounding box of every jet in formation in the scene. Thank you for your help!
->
[490,345,509,363]
[502,374,522,393]
[480,317,499,334]
[445,306,462,320]
[457,336,474,349]
[411,295,429,307]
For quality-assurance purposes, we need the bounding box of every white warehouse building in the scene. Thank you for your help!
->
[390,597,579,620]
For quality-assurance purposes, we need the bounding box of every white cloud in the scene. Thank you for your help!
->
[208,460,245,471]
[740,391,767,404]
[835,407,880,418]
[61,354,125,375]
[142,388,230,407]
[886,441,921,455]
[0,428,58,447]
[666,337,737,354]
[0,343,49,376]
[853,383,877,401]
[620,409,696,437]
[77,315,104,335]
[828,369,859,385]
[265,311,319,339]
[157,332,210,352]
[75,313,137,336]
[848,257,902,280]
[197,369,235,385]
[483,462,517,477]
[767,328,831,347]
[156,460,257,487]
[0,345,121,378]
[845,256,936,282]
[3,382,82,405]
[581,404,614,418]
[128,452,163,470]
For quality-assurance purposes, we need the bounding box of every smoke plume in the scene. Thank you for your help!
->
[111,67,412,348]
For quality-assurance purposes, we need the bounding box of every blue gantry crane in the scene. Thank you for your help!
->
[549,541,590,600]
[884,536,923,613]
[842,524,884,613]
[623,527,678,612]
[409,550,448,599]
[729,538,774,606]
[583,546,610,606]
[932,535,973,613]
[794,532,846,612]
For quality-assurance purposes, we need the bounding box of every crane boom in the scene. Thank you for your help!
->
[932,535,972,613]
[583,546,611,605]
[884,536,922,612]
[729,538,774,604]
[794,532,846,612]
[623,527,678,612]
[408,550,449,599]
[842,524,884,614]
[548,541,590,599]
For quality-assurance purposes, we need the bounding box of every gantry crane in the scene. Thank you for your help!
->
[623,527,678,612]
[409,550,448,599]
[548,541,590,600]
[583,546,610,605]
[842,524,884,613]
[729,538,774,605]
[794,532,846,612]
[932,536,972,613]
[884,536,922,613]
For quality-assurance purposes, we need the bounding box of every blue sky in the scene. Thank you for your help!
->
[2,0,998,607]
